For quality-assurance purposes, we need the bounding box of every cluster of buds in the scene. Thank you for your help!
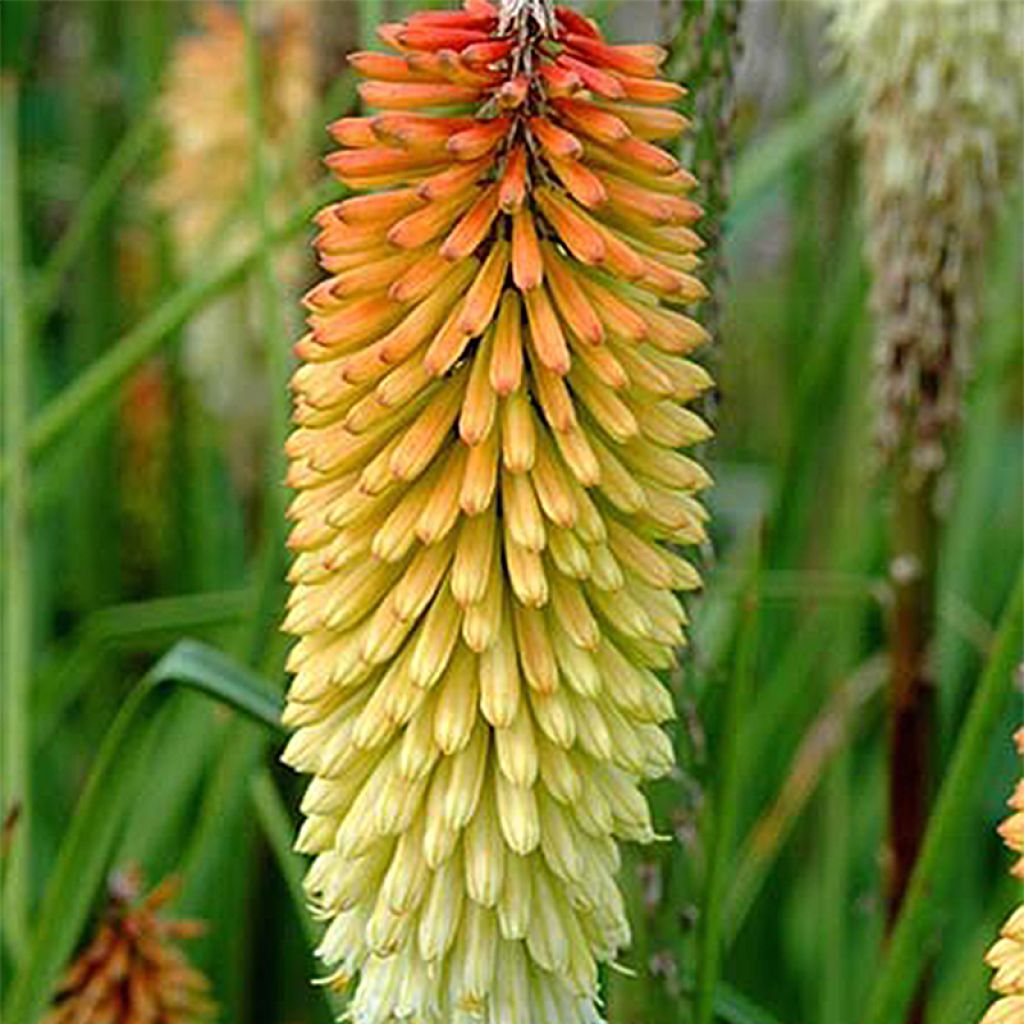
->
[981,728,1024,1024]
[42,870,213,1024]
[155,2,313,479]
[831,0,1022,478]
[282,1,712,1021]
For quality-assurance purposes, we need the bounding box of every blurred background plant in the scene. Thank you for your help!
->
[0,2,1020,1024]
[40,867,215,1024]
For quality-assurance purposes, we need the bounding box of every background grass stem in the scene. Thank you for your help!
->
[696,554,761,1024]
[0,71,31,966]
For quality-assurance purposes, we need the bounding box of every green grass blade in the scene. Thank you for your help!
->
[250,769,318,953]
[863,571,1023,1024]
[2,640,283,1023]
[1,71,32,965]
[696,562,761,1024]
[242,0,292,470]
[3,680,156,1024]
[360,0,385,51]
[709,983,789,1024]
[239,0,296,669]
[35,589,253,737]
[726,655,885,936]
[149,640,284,732]
[28,109,159,325]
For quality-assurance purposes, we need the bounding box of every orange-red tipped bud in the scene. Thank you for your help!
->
[349,50,438,82]
[541,244,605,345]
[490,291,524,395]
[610,73,687,105]
[441,185,499,261]
[555,6,601,39]
[388,189,478,249]
[498,74,530,109]
[459,240,510,336]
[529,116,583,159]
[556,54,626,99]
[373,113,474,152]
[597,101,690,140]
[358,80,483,110]
[460,38,513,66]
[523,286,571,375]
[417,156,490,200]
[447,116,510,160]
[534,187,606,266]
[325,146,445,188]
[389,248,453,303]
[564,35,667,78]
[548,155,608,209]
[335,188,425,225]
[498,144,528,212]
[551,98,630,144]
[511,207,543,290]
[329,117,378,148]
[538,62,583,97]
[397,26,492,52]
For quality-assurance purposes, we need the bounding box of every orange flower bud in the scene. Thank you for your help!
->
[497,144,527,212]
[510,206,543,290]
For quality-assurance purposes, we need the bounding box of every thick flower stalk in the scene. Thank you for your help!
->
[980,727,1024,1024]
[42,869,214,1024]
[155,2,313,479]
[282,2,712,1021]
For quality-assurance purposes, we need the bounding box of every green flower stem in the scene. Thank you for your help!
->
[1,72,31,966]
[725,654,886,937]
[28,110,159,327]
[241,0,295,668]
[242,0,292,469]
[863,571,1023,1024]
[696,560,761,1024]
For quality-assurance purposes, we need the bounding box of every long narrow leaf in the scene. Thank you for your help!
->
[29,111,159,324]
[149,640,284,733]
[1,72,32,963]
[35,589,253,740]
[696,559,761,1024]
[678,966,790,1024]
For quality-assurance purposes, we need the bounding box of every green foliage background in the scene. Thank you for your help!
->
[1,2,1020,1023]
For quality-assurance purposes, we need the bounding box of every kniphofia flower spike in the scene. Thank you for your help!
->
[283,2,713,1021]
